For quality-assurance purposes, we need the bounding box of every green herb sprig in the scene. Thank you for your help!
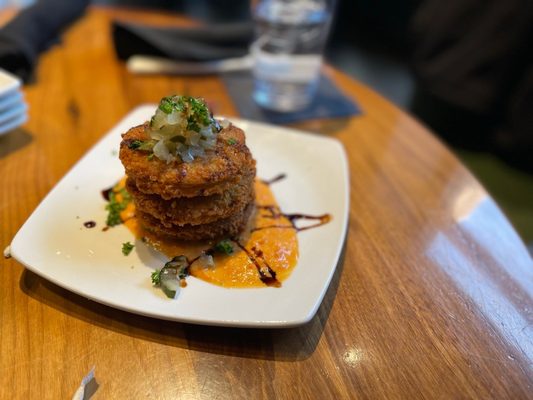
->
[151,270,161,286]
[214,239,234,255]
[122,241,134,256]
[105,187,131,227]
[153,95,214,133]
[128,139,156,151]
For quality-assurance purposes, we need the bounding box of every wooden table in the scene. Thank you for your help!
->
[1,6,532,399]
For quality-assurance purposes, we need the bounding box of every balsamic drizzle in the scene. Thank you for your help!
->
[234,242,280,287]
[257,175,332,232]
[184,240,280,287]
[101,186,112,201]
[286,212,332,232]
[261,173,287,185]
[253,205,331,233]
[83,221,96,228]
[103,173,331,289]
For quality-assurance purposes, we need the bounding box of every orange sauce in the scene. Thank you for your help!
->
[117,178,299,288]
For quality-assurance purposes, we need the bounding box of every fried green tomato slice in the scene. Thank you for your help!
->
[126,173,255,227]
[119,123,256,199]
[136,202,255,241]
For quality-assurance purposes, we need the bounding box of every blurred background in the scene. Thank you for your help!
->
[1,0,532,252]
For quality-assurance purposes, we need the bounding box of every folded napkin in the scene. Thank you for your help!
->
[222,71,361,124]
[112,20,253,62]
[0,0,89,81]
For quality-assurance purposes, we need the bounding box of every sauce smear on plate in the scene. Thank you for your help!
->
[108,177,330,288]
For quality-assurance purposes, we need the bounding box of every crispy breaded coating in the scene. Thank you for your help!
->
[126,174,255,226]
[119,123,256,199]
[119,117,256,241]
[137,202,255,241]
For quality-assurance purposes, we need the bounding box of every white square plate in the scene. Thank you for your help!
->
[11,105,349,328]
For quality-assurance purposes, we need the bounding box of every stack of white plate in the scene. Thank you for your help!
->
[0,69,28,136]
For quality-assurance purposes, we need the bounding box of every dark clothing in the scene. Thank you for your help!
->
[411,0,533,170]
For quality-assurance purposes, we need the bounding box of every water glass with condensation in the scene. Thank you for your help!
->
[251,0,334,112]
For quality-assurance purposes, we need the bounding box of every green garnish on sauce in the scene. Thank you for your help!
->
[214,239,234,255]
[122,241,134,256]
[227,138,237,145]
[105,187,131,227]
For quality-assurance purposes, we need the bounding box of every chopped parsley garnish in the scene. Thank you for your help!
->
[227,138,237,145]
[153,96,211,132]
[105,187,131,227]
[128,139,156,151]
[151,269,161,285]
[186,97,212,129]
[214,239,234,255]
[147,95,219,163]
[128,140,142,149]
[122,241,134,256]
[187,120,200,132]
[158,97,175,114]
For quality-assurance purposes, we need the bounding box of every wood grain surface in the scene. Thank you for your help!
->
[1,6,532,400]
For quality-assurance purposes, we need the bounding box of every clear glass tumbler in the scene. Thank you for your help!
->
[251,0,334,112]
